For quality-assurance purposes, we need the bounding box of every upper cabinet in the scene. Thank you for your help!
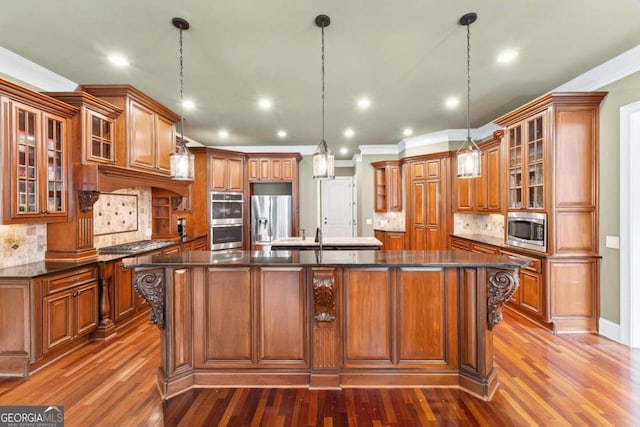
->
[453,131,503,213]
[371,160,402,212]
[0,79,78,224]
[80,85,179,176]
[247,154,301,182]
[210,153,245,192]
[44,92,122,165]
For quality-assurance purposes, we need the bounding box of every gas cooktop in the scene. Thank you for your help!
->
[98,240,175,255]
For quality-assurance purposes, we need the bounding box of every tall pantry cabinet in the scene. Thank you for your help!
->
[494,92,607,333]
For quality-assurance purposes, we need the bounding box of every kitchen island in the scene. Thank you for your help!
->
[124,250,527,400]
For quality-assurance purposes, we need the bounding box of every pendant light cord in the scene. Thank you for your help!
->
[321,23,325,142]
[179,25,186,149]
[466,21,471,142]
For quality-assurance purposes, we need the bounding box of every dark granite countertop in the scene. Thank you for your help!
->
[0,235,207,279]
[450,233,554,258]
[123,249,529,270]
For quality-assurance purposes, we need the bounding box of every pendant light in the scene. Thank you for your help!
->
[313,14,335,180]
[456,12,481,179]
[169,17,195,180]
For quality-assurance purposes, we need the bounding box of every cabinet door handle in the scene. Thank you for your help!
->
[72,290,80,297]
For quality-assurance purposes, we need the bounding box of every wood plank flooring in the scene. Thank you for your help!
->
[1,311,639,426]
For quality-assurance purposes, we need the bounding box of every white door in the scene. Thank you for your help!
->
[321,177,354,237]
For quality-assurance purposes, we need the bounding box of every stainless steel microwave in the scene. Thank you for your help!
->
[506,212,547,252]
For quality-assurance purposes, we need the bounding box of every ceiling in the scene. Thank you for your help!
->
[2,1,640,160]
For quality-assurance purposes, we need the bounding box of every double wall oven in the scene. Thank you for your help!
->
[210,191,244,250]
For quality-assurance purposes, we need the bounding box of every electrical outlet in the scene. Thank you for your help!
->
[605,235,620,249]
[366,218,372,225]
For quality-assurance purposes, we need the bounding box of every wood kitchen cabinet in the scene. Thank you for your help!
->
[44,91,122,165]
[374,230,405,250]
[371,160,402,212]
[248,154,300,183]
[197,266,308,368]
[210,153,245,191]
[343,268,457,369]
[404,154,450,250]
[0,80,78,224]
[80,85,179,176]
[453,131,503,213]
[494,92,606,333]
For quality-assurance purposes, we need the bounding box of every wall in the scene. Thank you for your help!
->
[0,224,47,269]
[453,213,504,240]
[596,70,640,324]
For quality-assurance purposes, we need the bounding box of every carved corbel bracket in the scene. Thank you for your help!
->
[133,269,165,329]
[171,196,183,210]
[487,268,520,330]
[313,272,336,322]
[78,191,100,212]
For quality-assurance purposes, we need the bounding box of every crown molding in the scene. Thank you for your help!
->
[0,47,77,91]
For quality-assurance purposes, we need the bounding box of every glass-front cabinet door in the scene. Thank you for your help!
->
[87,109,115,163]
[506,111,546,211]
[10,101,67,220]
[525,113,545,209]
[507,123,523,209]
[15,103,40,215]
[44,113,66,214]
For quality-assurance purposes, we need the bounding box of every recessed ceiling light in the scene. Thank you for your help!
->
[403,128,414,137]
[445,97,460,109]
[182,99,195,110]
[218,129,229,139]
[340,147,349,155]
[277,130,287,138]
[107,54,129,67]
[357,97,371,110]
[258,97,273,110]
[497,49,518,64]
[344,128,355,138]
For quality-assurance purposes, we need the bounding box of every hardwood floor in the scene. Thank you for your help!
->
[1,311,639,426]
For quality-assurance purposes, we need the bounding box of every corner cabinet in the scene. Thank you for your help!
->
[80,85,179,176]
[0,79,78,224]
[453,130,503,213]
[371,160,402,212]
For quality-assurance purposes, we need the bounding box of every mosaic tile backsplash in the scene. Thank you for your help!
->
[93,188,152,248]
[453,213,505,239]
[0,224,47,269]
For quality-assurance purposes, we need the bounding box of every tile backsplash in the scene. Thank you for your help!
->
[0,224,47,269]
[373,211,405,232]
[93,187,152,248]
[454,213,505,239]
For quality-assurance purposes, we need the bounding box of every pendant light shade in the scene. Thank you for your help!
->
[313,14,335,180]
[170,17,195,181]
[456,12,481,179]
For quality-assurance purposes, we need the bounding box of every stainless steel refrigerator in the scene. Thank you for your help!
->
[251,195,292,247]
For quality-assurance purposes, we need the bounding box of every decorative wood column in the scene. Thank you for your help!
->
[487,267,520,330]
[310,267,340,389]
[92,261,116,340]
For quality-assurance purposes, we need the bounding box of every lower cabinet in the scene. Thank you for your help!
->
[43,282,98,353]
[374,230,406,250]
[500,249,545,319]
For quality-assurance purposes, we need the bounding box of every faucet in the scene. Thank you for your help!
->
[315,226,323,252]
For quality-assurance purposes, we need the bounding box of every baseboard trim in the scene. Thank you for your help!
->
[598,317,622,343]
